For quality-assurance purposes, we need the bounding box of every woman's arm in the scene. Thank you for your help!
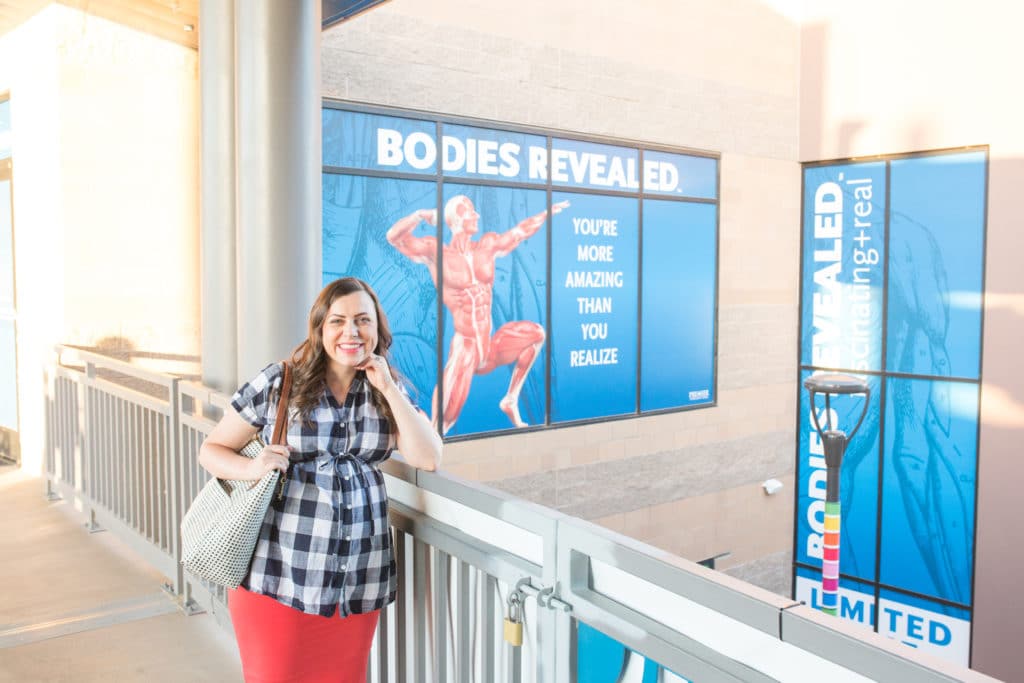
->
[383,383,442,471]
[359,355,441,471]
[198,408,291,481]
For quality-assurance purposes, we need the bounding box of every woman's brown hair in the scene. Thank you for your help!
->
[288,277,400,431]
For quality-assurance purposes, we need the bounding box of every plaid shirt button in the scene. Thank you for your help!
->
[230,362,402,617]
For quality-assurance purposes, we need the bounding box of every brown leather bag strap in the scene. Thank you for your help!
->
[270,361,292,446]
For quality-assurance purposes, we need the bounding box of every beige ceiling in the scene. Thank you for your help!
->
[0,0,199,49]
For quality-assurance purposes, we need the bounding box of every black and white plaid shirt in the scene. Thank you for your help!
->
[231,362,399,617]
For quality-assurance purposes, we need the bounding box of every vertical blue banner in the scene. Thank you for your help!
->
[322,174,438,413]
[796,369,880,582]
[551,193,638,422]
[881,377,977,605]
[800,162,887,372]
[641,200,716,410]
[438,184,548,437]
[886,152,986,380]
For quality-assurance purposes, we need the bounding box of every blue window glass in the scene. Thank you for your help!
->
[800,162,886,372]
[885,152,985,380]
[880,377,977,605]
[641,200,716,410]
[438,184,548,437]
[551,192,638,422]
[322,173,438,415]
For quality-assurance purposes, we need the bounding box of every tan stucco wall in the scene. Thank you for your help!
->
[0,5,199,472]
[800,2,1024,679]
[323,0,803,594]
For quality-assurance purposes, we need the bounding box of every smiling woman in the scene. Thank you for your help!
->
[197,276,441,682]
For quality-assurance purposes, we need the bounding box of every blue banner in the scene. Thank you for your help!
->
[795,370,880,582]
[880,377,977,605]
[322,174,438,412]
[439,184,548,437]
[323,109,437,174]
[800,162,887,372]
[551,193,638,422]
[643,150,718,199]
[323,105,719,434]
[886,152,986,380]
[641,200,716,410]
[438,123,547,185]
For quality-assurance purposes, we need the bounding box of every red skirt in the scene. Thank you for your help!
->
[228,587,380,683]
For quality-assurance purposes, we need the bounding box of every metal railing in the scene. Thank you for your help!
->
[42,345,996,682]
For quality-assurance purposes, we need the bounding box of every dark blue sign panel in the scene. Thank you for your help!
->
[322,174,438,412]
[439,184,548,437]
[323,109,437,174]
[886,152,986,380]
[880,377,977,605]
[551,193,638,422]
[800,162,887,372]
[795,369,880,582]
[439,123,547,185]
[641,200,716,410]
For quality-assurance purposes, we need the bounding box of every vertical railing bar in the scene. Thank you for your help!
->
[134,403,143,531]
[158,411,168,551]
[97,389,106,507]
[483,574,496,683]
[154,409,164,548]
[433,549,449,683]
[376,593,389,683]
[116,395,125,519]
[128,402,137,528]
[512,639,523,683]
[458,560,470,683]
[413,539,429,683]
[103,390,112,508]
[394,529,408,683]
[167,377,181,590]
[142,407,152,541]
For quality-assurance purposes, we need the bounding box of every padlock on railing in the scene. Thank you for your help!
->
[503,589,524,647]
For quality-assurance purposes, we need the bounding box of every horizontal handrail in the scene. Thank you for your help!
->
[40,344,996,683]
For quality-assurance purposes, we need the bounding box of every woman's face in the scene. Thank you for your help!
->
[321,291,379,371]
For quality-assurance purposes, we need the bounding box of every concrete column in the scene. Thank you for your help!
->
[199,0,237,394]
[235,0,322,383]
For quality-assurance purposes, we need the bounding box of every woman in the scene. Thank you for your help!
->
[199,277,441,683]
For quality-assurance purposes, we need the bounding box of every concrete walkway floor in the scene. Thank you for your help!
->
[0,464,243,682]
